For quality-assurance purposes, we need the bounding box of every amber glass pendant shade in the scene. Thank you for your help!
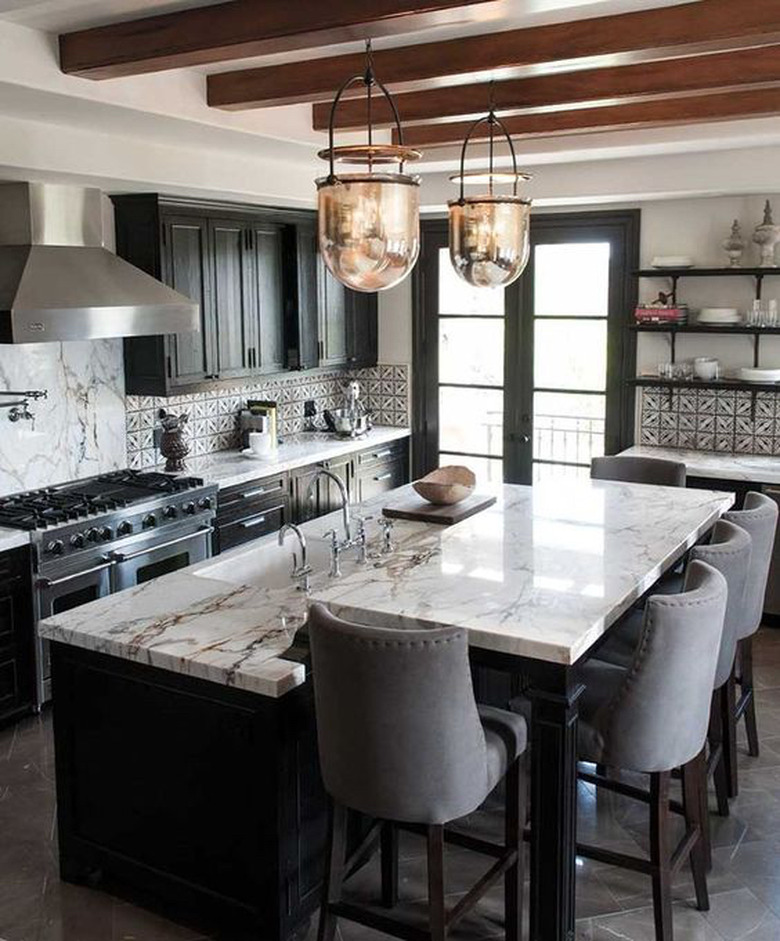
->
[448,112,532,289]
[317,173,420,293]
[316,42,421,293]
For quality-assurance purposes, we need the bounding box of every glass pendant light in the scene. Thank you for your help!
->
[448,102,532,289]
[316,41,422,293]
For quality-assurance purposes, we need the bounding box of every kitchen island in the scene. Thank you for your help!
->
[40,479,734,941]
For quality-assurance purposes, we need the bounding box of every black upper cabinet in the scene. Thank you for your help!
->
[210,219,253,382]
[317,258,378,370]
[248,223,286,375]
[113,195,377,396]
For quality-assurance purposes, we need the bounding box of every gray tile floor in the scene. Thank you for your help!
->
[2,630,780,941]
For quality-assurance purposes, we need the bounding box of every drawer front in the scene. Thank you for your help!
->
[356,458,407,503]
[0,591,15,645]
[218,473,288,515]
[217,502,288,553]
[355,440,407,470]
[0,657,18,709]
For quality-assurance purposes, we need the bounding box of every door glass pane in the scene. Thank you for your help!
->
[533,462,590,483]
[439,318,504,386]
[439,387,503,456]
[533,392,606,466]
[534,320,607,391]
[534,243,610,316]
[440,453,503,487]
[438,248,504,316]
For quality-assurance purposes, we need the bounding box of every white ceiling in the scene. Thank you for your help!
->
[0,0,777,207]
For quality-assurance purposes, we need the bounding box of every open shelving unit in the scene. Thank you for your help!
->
[628,268,780,421]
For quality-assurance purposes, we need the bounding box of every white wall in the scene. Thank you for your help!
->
[379,194,780,446]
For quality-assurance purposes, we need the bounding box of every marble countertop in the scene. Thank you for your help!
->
[0,527,30,554]
[620,446,780,485]
[39,479,733,697]
[162,427,410,489]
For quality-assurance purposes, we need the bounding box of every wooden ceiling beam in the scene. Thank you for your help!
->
[392,86,780,148]
[59,0,499,79]
[209,0,780,110]
[313,45,780,130]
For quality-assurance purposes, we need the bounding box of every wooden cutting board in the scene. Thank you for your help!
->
[382,493,496,525]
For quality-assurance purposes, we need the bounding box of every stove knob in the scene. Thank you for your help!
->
[70,532,85,549]
[86,527,101,543]
[100,526,113,541]
[198,496,213,510]
[163,505,177,520]
[46,539,64,556]
[182,501,196,515]
[142,513,157,529]
[117,521,133,537]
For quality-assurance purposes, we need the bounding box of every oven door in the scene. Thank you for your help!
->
[35,557,114,705]
[110,523,214,593]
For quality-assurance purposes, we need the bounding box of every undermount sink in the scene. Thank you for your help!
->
[192,534,338,591]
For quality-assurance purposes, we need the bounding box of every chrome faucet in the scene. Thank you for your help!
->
[278,522,312,592]
[305,467,352,542]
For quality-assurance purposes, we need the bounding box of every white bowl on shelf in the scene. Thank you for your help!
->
[698,307,741,324]
[737,367,780,383]
[651,255,694,268]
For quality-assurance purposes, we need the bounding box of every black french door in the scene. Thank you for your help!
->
[412,210,639,484]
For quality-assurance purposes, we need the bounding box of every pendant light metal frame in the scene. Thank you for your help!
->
[447,96,532,289]
[316,41,422,292]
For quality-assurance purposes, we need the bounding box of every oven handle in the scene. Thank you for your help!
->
[109,526,214,563]
[37,559,114,588]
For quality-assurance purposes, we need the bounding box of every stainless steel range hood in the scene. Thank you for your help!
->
[0,183,199,343]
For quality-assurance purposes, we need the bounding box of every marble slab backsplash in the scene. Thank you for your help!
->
[638,387,780,454]
[0,341,126,497]
[125,364,410,469]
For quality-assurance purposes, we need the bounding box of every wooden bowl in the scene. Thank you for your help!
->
[413,466,476,506]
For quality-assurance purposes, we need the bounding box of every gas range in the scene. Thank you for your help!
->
[0,469,217,561]
[6,470,219,707]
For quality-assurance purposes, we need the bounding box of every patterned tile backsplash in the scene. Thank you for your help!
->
[638,387,780,454]
[125,364,410,469]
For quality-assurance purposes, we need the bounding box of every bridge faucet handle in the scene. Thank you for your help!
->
[379,516,394,554]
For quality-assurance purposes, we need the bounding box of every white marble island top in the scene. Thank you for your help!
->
[39,479,734,696]
[620,445,780,485]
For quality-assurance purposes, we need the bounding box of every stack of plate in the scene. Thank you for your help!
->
[651,256,694,268]
[698,307,741,326]
[738,367,780,383]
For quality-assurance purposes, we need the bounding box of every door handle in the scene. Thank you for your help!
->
[37,559,114,588]
[508,433,531,444]
[109,527,213,563]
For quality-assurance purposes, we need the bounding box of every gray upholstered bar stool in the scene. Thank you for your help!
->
[590,455,686,487]
[595,519,752,827]
[574,561,728,941]
[721,492,778,797]
[308,603,528,941]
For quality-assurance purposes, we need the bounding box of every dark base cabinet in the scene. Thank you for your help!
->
[51,642,326,941]
[0,546,34,727]
[214,438,410,552]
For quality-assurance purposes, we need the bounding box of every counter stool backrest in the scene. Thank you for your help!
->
[598,560,727,774]
[690,519,752,690]
[590,455,686,487]
[724,492,778,640]
[308,603,489,825]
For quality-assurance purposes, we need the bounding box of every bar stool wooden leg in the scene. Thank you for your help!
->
[381,822,399,909]
[709,688,731,818]
[318,800,348,941]
[505,756,526,941]
[724,672,739,800]
[740,638,760,758]
[649,772,673,941]
[682,755,710,909]
[427,825,446,941]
